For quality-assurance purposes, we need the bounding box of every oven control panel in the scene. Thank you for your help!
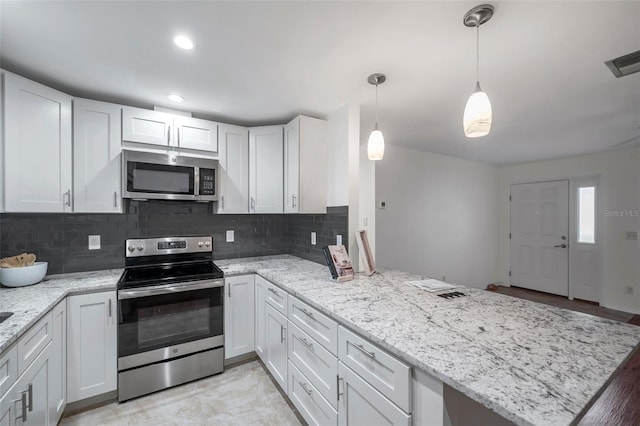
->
[125,236,213,257]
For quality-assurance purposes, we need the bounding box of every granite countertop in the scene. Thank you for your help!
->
[0,269,122,353]
[2,255,639,426]
[216,255,640,426]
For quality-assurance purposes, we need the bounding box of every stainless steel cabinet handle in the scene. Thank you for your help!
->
[250,197,255,210]
[12,387,28,422]
[64,189,71,207]
[554,244,567,248]
[300,307,314,318]
[299,381,313,396]
[26,384,32,412]
[280,325,286,343]
[108,299,112,317]
[167,126,171,144]
[221,195,224,210]
[298,336,313,350]
[337,376,344,400]
[113,191,118,208]
[177,127,181,146]
[353,342,376,358]
[292,194,297,208]
[268,288,279,297]
[228,283,231,298]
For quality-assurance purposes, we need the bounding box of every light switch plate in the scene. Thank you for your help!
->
[88,235,101,250]
[336,235,342,245]
[625,231,638,240]
[226,230,235,243]
[311,232,317,245]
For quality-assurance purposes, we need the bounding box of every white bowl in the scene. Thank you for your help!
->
[0,262,48,288]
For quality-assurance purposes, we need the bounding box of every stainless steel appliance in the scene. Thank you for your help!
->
[117,236,224,402]
[122,150,218,201]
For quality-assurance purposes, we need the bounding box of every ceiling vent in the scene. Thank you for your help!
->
[605,50,640,78]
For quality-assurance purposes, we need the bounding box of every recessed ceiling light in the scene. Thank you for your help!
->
[167,94,184,102]
[173,35,194,50]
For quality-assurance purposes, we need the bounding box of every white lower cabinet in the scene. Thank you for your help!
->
[67,291,117,403]
[49,300,66,425]
[338,361,411,426]
[254,275,268,361]
[265,303,288,392]
[289,361,337,426]
[224,275,255,359]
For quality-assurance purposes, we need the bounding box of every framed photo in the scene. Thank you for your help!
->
[355,230,376,276]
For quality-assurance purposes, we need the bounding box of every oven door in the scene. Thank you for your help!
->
[118,279,223,370]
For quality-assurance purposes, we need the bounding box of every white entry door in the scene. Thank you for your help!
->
[510,180,569,296]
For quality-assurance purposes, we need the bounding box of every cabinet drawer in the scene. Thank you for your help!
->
[338,326,411,413]
[17,311,53,376]
[265,280,287,315]
[288,296,338,356]
[289,361,337,426]
[0,345,17,396]
[288,322,338,408]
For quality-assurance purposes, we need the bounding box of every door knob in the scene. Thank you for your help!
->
[554,244,567,248]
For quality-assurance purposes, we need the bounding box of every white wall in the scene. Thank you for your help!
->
[498,146,640,313]
[375,144,500,288]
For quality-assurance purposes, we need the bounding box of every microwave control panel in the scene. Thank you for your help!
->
[199,168,216,196]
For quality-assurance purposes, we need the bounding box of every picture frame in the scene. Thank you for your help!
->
[355,230,376,276]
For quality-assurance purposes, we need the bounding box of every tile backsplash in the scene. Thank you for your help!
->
[0,201,348,274]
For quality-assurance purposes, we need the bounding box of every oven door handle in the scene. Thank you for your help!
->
[118,279,224,300]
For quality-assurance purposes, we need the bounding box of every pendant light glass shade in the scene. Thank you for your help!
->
[368,127,385,160]
[463,82,492,138]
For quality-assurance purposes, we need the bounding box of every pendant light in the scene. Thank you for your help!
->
[367,73,386,160]
[463,4,494,138]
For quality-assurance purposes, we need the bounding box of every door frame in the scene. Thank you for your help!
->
[508,176,603,302]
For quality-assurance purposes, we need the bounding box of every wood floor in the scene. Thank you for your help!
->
[490,285,640,426]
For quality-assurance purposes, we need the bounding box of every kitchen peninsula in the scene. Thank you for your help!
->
[2,255,638,426]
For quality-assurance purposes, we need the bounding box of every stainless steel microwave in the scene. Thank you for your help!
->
[122,150,218,201]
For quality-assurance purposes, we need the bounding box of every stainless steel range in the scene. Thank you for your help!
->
[117,236,224,402]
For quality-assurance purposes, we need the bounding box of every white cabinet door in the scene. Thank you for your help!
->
[122,106,173,146]
[224,275,255,359]
[218,123,249,214]
[284,118,300,213]
[175,116,218,152]
[338,362,411,426]
[73,99,122,213]
[265,303,288,393]
[4,73,72,212]
[249,126,284,213]
[49,300,66,426]
[67,291,117,403]
[284,115,328,214]
[254,275,268,361]
[2,343,52,426]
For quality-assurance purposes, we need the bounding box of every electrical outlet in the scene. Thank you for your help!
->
[626,286,634,295]
[311,232,317,245]
[88,235,101,250]
[625,231,638,240]
[226,230,235,243]
[377,201,386,209]
[441,275,446,282]
[336,235,343,245]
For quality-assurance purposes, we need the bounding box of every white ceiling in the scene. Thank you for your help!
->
[1,1,638,165]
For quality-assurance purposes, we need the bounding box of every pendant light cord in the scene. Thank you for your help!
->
[375,82,379,128]
[476,22,480,84]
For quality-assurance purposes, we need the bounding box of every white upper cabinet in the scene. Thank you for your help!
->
[218,123,249,213]
[3,73,72,212]
[122,106,218,153]
[175,116,218,152]
[249,125,284,213]
[284,116,327,214]
[122,107,173,147]
[73,99,122,213]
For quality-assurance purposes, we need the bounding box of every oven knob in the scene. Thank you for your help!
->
[205,241,211,247]
[127,245,135,252]
[198,242,204,247]
[136,245,144,252]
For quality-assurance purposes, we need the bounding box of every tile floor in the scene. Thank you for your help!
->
[61,360,302,426]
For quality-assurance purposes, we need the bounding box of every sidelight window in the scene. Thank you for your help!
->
[578,186,596,244]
